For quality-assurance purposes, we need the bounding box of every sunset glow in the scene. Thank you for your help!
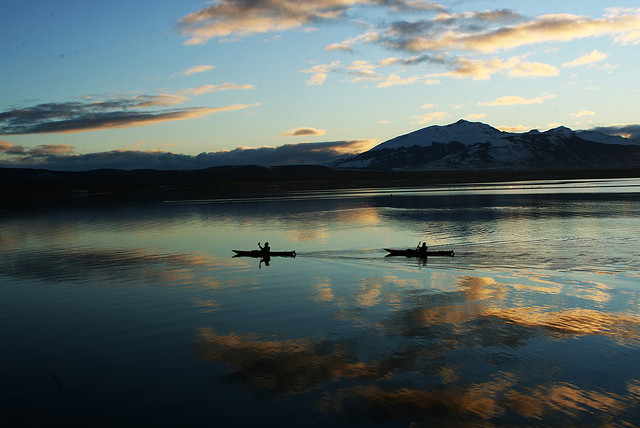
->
[2,1,640,170]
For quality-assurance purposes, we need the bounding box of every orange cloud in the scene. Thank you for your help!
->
[465,113,487,120]
[0,140,25,154]
[324,30,381,52]
[124,94,187,107]
[377,74,421,88]
[180,83,254,96]
[28,144,75,156]
[278,127,327,137]
[405,10,640,53]
[178,0,443,45]
[563,49,609,68]
[411,111,450,124]
[479,94,555,106]
[182,64,216,75]
[571,110,596,118]
[497,124,529,132]
[0,140,75,157]
[300,61,341,86]
[448,57,559,80]
[0,101,260,135]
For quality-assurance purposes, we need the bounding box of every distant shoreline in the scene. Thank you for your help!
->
[2,165,639,206]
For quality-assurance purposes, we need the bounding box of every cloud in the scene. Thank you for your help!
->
[347,60,384,83]
[177,0,444,45]
[310,8,638,85]
[497,124,529,132]
[587,124,640,140]
[179,83,254,96]
[0,139,378,170]
[347,60,376,72]
[478,94,555,106]
[1,141,74,156]
[0,95,260,135]
[378,9,525,52]
[465,113,487,121]
[562,49,609,68]
[411,111,450,124]
[27,144,75,157]
[301,54,445,86]
[378,57,402,67]
[308,73,328,86]
[350,69,384,84]
[300,61,341,86]
[325,31,380,53]
[387,8,640,54]
[563,50,609,68]
[571,110,596,118]
[507,61,559,78]
[182,64,216,75]
[324,42,354,53]
[377,74,421,87]
[279,127,327,137]
[201,139,377,165]
[380,54,443,68]
[462,12,640,52]
[448,57,559,80]
[0,140,26,155]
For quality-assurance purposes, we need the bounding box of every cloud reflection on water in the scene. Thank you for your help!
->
[388,274,640,346]
[193,327,399,396]
[485,307,640,343]
[193,324,640,425]
[0,247,236,287]
[194,270,640,424]
[329,378,635,425]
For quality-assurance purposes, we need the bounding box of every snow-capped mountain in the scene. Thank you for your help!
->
[336,120,640,170]
[369,120,514,151]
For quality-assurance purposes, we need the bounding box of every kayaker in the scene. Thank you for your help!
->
[258,241,271,255]
[258,242,271,269]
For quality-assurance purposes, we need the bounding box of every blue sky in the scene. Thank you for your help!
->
[2,0,640,169]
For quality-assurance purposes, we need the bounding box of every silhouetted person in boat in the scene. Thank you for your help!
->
[258,241,271,256]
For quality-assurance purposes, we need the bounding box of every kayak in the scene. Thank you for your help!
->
[232,250,296,257]
[384,248,454,257]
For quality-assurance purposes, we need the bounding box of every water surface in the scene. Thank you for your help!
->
[1,178,639,426]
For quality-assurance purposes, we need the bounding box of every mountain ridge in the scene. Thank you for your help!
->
[336,120,640,170]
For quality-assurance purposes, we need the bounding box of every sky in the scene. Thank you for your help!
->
[2,0,640,170]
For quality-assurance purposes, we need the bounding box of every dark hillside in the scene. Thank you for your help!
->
[2,165,638,206]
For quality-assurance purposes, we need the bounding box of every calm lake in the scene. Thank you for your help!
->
[2,178,640,426]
